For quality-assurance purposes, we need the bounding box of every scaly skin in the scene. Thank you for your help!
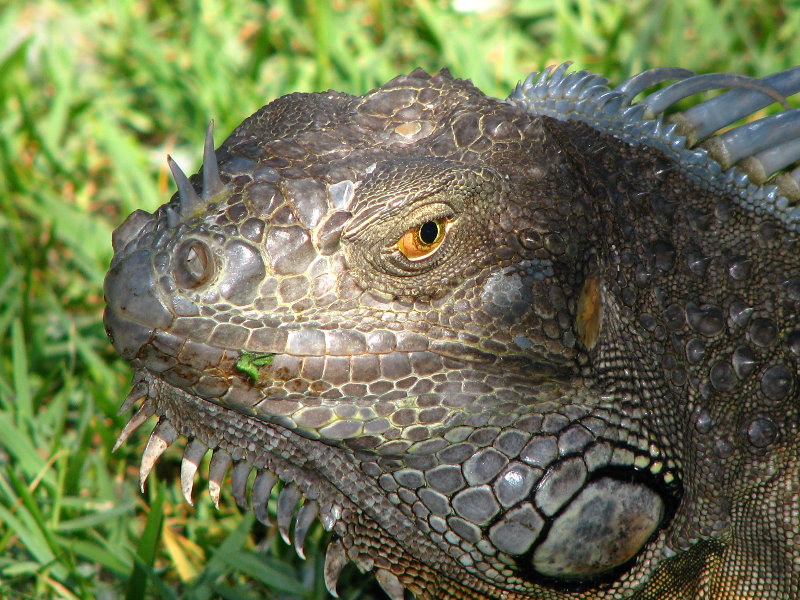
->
[104,65,800,599]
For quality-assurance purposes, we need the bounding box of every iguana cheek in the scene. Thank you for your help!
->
[530,477,664,578]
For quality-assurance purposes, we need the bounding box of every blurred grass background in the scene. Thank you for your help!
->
[0,0,798,598]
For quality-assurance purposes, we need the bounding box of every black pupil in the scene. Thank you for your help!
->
[418,221,440,245]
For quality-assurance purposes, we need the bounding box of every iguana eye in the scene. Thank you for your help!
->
[396,217,451,261]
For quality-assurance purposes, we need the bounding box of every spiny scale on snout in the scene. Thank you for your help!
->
[105,63,800,599]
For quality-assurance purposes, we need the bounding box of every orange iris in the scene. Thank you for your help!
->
[396,217,450,261]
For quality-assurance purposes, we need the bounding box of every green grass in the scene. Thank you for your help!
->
[0,0,797,598]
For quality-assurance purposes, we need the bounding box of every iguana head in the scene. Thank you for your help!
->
[104,65,800,598]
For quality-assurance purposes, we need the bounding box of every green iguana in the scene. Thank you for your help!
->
[104,63,800,599]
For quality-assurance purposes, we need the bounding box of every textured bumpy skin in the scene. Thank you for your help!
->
[104,64,800,599]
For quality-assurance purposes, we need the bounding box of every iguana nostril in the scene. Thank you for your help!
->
[175,240,215,289]
[103,247,173,357]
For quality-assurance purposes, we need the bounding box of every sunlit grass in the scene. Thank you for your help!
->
[0,0,796,598]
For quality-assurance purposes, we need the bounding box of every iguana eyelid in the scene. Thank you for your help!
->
[377,200,455,246]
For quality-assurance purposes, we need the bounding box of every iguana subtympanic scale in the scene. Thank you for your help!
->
[104,63,800,599]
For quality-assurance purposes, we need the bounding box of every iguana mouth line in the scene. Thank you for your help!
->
[107,307,573,420]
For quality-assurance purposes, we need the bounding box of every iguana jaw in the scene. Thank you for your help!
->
[103,223,522,598]
[113,370,513,600]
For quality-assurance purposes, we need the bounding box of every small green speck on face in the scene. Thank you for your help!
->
[235,351,274,382]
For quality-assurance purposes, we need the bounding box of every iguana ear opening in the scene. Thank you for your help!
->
[575,276,602,350]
